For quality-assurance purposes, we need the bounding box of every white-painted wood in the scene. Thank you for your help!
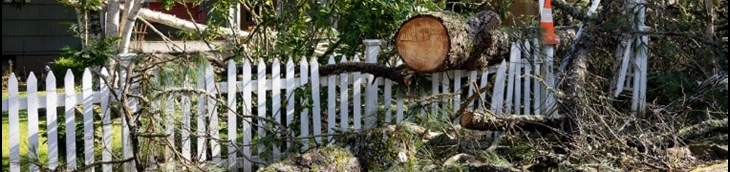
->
[384,78,392,125]
[340,56,350,131]
[227,60,238,168]
[532,39,542,115]
[352,55,362,130]
[27,72,39,172]
[467,71,478,110]
[309,57,322,145]
[181,75,192,161]
[363,40,380,129]
[453,70,462,115]
[9,73,19,172]
[523,58,532,115]
[491,61,508,115]
[256,59,267,159]
[99,68,112,172]
[327,56,337,142]
[271,58,282,159]
[615,39,634,97]
[479,69,489,109]
[285,58,296,150]
[506,43,520,115]
[206,63,221,162]
[241,60,253,171]
[64,70,77,170]
[197,63,208,161]
[82,69,94,171]
[46,71,59,171]
[299,58,310,150]
[431,72,440,115]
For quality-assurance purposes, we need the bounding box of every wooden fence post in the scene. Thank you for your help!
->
[363,39,380,129]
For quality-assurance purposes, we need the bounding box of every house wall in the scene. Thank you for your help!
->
[2,0,80,75]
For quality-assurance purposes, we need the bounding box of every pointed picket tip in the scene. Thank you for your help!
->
[299,57,308,65]
[27,72,37,83]
[83,68,92,79]
[257,59,266,66]
[340,55,348,63]
[286,57,294,65]
[353,54,360,62]
[46,71,56,86]
[9,73,18,91]
[328,56,336,64]
[64,69,74,79]
[100,67,109,76]
[273,58,281,64]
[228,59,237,70]
[243,58,252,66]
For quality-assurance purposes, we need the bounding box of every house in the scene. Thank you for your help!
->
[2,0,80,76]
[2,0,257,76]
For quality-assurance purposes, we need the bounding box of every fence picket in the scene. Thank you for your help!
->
[453,70,462,114]
[543,46,557,114]
[327,56,336,142]
[241,60,253,170]
[431,72,440,115]
[505,44,519,115]
[384,78,392,125]
[467,71,478,110]
[82,69,94,171]
[441,72,451,111]
[479,69,489,109]
[271,58,282,159]
[9,73,19,172]
[532,39,542,115]
[395,60,405,123]
[197,63,208,161]
[26,73,39,172]
[523,58,532,115]
[99,68,112,172]
[163,71,175,170]
[285,58,296,150]
[46,71,59,171]
[181,75,192,161]
[491,61,508,115]
[352,55,362,130]
[227,60,237,168]
[256,59,267,159]
[340,56,350,131]
[64,70,77,170]
[310,57,322,145]
[206,63,221,162]
[299,58,310,150]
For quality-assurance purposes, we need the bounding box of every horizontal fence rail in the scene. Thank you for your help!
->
[2,39,561,172]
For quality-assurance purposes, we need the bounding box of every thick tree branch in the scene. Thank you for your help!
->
[319,62,410,85]
[460,109,563,133]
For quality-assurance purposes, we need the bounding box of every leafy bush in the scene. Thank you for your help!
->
[51,37,118,77]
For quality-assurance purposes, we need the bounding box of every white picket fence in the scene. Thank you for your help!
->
[2,40,559,172]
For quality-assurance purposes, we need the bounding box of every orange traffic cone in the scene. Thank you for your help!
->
[540,0,559,45]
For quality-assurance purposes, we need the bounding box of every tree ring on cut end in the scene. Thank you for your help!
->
[396,16,449,72]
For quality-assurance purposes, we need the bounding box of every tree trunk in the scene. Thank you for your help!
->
[395,10,503,72]
[137,8,250,38]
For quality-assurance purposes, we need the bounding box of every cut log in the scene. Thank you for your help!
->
[395,10,503,72]
[459,109,563,132]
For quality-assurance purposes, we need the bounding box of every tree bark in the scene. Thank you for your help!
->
[137,8,250,38]
[459,109,563,133]
[395,10,503,72]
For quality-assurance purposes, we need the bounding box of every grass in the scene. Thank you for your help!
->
[2,109,124,171]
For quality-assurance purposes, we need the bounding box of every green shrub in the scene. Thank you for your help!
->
[51,37,118,77]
